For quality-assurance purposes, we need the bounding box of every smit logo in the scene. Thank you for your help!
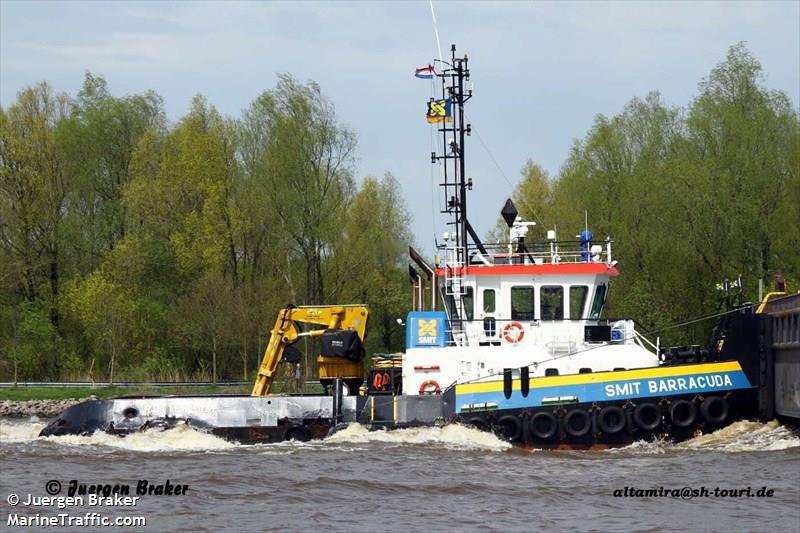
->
[418,319,437,336]
[417,319,438,344]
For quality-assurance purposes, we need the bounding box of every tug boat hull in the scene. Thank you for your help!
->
[40,358,758,447]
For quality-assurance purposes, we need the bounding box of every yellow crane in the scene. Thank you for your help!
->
[251,305,369,396]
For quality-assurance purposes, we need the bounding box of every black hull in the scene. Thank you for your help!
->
[39,388,759,449]
[449,389,759,447]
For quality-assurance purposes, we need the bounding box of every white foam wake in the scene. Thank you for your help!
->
[325,423,511,452]
[678,419,800,452]
[0,419,47,443]
[0,419,235,451]
[616,420,800,454]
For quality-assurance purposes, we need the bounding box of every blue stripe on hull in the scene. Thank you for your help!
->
[456,370,752,413]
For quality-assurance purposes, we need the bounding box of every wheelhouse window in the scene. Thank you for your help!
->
[569,286,589,320]
[590,284,607,319]
[483,289,496,314]
[540,286,564,320]
[510,286,535,321]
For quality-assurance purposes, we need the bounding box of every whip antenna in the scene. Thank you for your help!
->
[429,0,443,65]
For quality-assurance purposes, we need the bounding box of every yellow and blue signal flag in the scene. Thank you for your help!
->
[426,98,452,123]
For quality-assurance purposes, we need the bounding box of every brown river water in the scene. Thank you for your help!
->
[1,418,798,532]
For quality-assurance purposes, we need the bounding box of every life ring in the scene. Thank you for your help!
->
[700,396,729,425]
[419,380,441,395]
[502,321,525,344]
[494,415,523,442]
[598,405,626,434]
[669,399,697,428]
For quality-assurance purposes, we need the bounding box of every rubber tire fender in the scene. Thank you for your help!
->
[494,415,522,442]
[563,409,592,438]
[528,411,558,440]
[669,399,697,428]
[700,396,729,425]
[465,417,487,431]
[598,405,626,434]
[633,403,662,431]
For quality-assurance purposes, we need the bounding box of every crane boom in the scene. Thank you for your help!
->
[251,305,369,396]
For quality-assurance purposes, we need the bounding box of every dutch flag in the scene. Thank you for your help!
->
[415,65,435,79]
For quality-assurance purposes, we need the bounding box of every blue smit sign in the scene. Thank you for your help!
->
[406,311,449,349]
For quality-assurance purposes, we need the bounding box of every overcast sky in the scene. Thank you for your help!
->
[2,1,798,252]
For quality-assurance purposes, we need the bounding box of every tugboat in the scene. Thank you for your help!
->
[41,45,766,447]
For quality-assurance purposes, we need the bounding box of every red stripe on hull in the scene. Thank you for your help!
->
[434,263,619,277]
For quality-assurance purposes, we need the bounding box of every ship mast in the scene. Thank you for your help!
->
[432,44,484,260]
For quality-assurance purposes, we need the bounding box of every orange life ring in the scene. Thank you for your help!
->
[419,380,441,395]
[502,321,525,344]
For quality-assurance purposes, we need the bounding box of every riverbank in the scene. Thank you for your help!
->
[0,384,252,401]
[0,399,86,418]
[0,385,248,418]
[0,382,321,417]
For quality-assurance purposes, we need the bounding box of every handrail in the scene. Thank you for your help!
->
[463,239,614,265]
[436,316,659,351]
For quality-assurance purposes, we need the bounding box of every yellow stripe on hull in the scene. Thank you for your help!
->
[456,361,743,395]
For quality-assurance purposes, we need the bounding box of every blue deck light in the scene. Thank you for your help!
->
[579,230,593,262]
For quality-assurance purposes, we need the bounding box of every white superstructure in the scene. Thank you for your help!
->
[403,215,660,395]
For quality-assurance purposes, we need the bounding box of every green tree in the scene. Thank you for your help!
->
[121,96,245,379]
[335,173,412,352]
[488,160,554,242]
[172,273,240,382]
[684,42,800,289]
[64,270,135,383]
[56,73,165,274]
[0,301,58,382]
[537,43,798,343]
[241,74,356,304]
[0,83,70,331]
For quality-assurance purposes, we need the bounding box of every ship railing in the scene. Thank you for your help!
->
[632,329,660,354]
[470,240,614,266]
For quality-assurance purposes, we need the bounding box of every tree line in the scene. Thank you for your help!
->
[506,44,798,345]
[0,73,412,382]
[1,43,796,382]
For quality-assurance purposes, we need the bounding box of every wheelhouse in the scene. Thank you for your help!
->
[433,217,618,352]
